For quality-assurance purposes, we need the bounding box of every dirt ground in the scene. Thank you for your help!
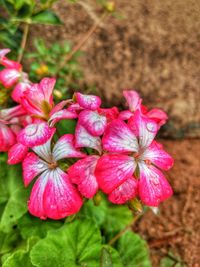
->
[135,139,200,266]
[29,0,200,138]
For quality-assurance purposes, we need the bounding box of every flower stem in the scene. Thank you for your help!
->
[17,23,30,63]
[108,213,142,246]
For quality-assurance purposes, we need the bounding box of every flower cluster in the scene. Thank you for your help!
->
[0,49,174,220]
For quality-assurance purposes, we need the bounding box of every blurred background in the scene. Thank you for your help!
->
[0,0,199,266]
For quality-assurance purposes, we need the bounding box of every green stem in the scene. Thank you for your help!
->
[17,23,30,63]
[108,214,142,246]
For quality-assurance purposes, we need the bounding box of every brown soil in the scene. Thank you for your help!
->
[29,0,200,138]
[135,139,200,266]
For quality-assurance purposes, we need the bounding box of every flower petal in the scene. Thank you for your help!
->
[68,155,99,198]
[75,92,101,110]
[108,177,138,204]
[8,143,28,165]
[138,163,173,207]
[32,136,52,163]
[53,134,85,161]
[0,69,20,88]
[17,122,56,147]
[118,110,133,120]
[128,110,158,149]
[78,110,107,136]
[141,141,174,170]
[12,82,31,103]
[102,120,138,153]
[39,77,55,105]
[123,90,141,112]
[49,109,77,127]
[22,152,48,187]
[75,124,102,154]
[0,123,16,152]
[147,108,168,127]
[95,154,136,194]
[28,168,83,220]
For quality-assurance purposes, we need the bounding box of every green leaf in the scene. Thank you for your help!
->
[30,219,102,267]
[31,10,62,25]
[2,236,39,267]
[81,196,133,239]
[100,245,122,267]
[56,119,77,135]
[0,161,29,233]
[18,213,63,239]
[0,230,19,255]
[117,232,151,267]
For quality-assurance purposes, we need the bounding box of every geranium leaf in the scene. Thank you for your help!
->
[2,236,39,267]
[117,231,151,267]
[31,10,62,25]
[18,213,63,239]
[0,161,29,233]
[100,245,122,267]
[30,218,102,267]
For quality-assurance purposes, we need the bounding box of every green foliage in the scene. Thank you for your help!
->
[30,219,102,267]
[25,38,83,100]
[0,0,61,52]
[117,232,151,267]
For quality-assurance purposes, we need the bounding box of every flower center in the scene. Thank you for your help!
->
[48,162,58,169]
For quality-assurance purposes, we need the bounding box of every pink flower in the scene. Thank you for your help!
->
[0,105,27,152]
[0,49,22,88]
[96,110,173,206]
[22,134,85,219]
[21,77,56,118]
[119,90,168,127]
[19,79,78,147]
[74,92,119,137]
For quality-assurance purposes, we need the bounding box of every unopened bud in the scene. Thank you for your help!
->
[53,89,63,99]
[35,64,49,76]
[93,192,102,206]
[105,1,115,12]
[128,198,143,213]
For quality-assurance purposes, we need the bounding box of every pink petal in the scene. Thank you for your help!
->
[102,120,138,153]
[138,163,173,207]
[0,49,10,60]
[147,108,168,127]
[49,109,77,127]
[28,168,83,220]
[17,122,56,147]
[12,82,31,103]
[123,90,142,112]
[0,69,21,88]
[108,177,138,204]
[98,107,119,121]
[128,110,158,149]
[75,124,102,154]
[0,105,26,121]
[7,143,28,165]
[78,110,107,136]
[32,136,52,162]
[95,154,136,194]
[0,123,16,152]
[118,110,133,120]
[141,141,174,170]
[39,77,56,105]
[53,134,85,161]
[22,152,48,187]
[68,155,99,198]
[75,92,101,110]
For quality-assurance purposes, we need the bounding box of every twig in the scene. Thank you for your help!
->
[108,213,142,246]
[56,11,108,73]
[17,23,30,63]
